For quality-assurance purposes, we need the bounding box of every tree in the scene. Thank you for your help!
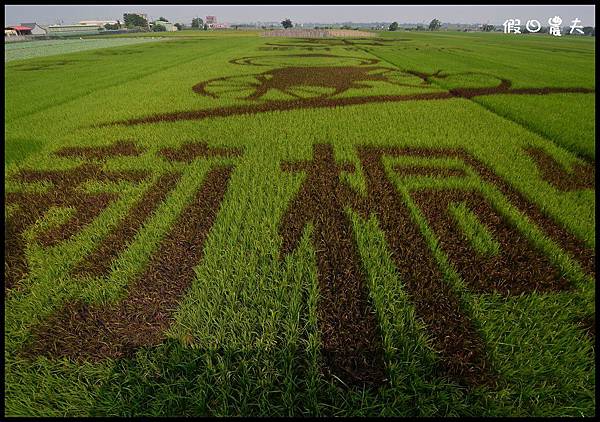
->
[429,18,441,31]
[482,24,495,32]
[174,23,183,30]
[582,26,594,36]
[191,17,203,28]
[281,18,293,29]
[104,23,119,30]
[152,23,166,32]
[389,21,399,31]
[203,23,209,30]
[123,13,148,28]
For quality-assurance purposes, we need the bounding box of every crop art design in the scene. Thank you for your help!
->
[6,140,593,389]
[71,172,182,279]
[279,144,592,388]
[257,38,415,52]
[54,140,142,159]
[194,66,435,101]
[279,145,387,387]
[5,142,145,292]
[4,21,596,415]
[524,147,595,191]
[390,147,595,277]
[106,62,595,127]
[259,43,334,51]
[17,142,242,361]
[11,59,84,72]
[229,53,380,67]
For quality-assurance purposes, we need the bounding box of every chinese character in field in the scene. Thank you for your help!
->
[548,16,562,36]
[525,19,541,33]
[503,18,521,34]
[569,18,584,34]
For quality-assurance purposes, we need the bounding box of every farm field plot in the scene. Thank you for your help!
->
[4,37,164,62]
[4,31,595,416]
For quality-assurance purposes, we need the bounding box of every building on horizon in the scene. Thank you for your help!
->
[4,25,33,36]
[205,15,217,28]
[19,22,47,35]
[46,23,104,36]
[79,20,120,27]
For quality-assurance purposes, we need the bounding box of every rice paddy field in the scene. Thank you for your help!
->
[4,37,164,63]
[4,30,596,416]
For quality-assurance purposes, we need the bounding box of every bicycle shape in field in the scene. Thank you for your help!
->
[193,66,508,101]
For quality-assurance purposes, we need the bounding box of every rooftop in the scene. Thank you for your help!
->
[6,25,32,30]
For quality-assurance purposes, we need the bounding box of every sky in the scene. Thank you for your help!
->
[4,4,596,27]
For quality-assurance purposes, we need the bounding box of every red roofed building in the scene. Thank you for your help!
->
[5,25,32,35]
[21,23,48,35]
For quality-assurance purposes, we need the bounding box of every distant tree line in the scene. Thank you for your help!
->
[192,17,210,30]
[191,17,203,28]
[152,23,166,32]
[123,13,148,29]
[389,19,442,31]
[428,19,441,30]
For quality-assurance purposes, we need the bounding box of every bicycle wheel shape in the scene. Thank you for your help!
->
[364,67,440,89]
[229,54,380,67]
[434,71,510,91]
[193,74,269,100]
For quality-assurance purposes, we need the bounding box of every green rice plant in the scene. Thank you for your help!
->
[4,37,163,62]
[448,202,501,257]
[4,30,595,417]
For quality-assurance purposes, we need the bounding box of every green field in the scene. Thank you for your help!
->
[4,30,595,416]
[4,37,164,62]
